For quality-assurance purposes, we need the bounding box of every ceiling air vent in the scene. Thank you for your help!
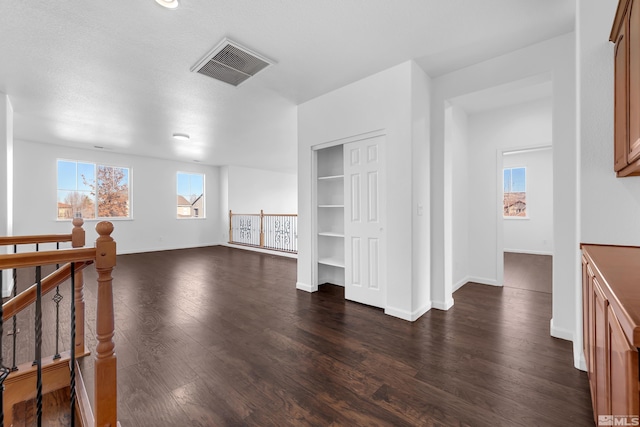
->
[191,38,274,86]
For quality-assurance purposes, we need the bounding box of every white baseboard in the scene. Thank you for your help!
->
[296,282,317,292]
[453,276,470,292]
[504,249,554,256]
[467,276,500,287]
[411,303,432,321]
[431,298,454,311]
[117,242,220,255]
[115,242,298,259]
[575,346,587,372]
[385,302,432,322]
[223,243,298,259]
[550,318,574,342]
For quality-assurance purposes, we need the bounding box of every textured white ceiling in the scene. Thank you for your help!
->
[0,1,574,173]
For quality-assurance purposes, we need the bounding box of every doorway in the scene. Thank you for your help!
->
[444,73,554,296]
[500,146,554,293]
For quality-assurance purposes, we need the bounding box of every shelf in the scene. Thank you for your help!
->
[318,232,344,238]
[318,174,344,181]
[318,257,345,268]
[318,204,344,208]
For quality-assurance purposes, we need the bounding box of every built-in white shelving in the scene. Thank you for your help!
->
[318,231,344,238]
[317,257,345,268]
[316,145,345,286]
[318,174,344,181]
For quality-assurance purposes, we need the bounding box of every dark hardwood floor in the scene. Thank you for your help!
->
[6,246,592,426]
[503,252,552,294]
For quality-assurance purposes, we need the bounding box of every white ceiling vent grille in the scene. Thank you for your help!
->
[191,38,274,86]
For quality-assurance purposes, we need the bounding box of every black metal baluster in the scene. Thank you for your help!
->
[32,243,39,367]
[53,242,62,360]
[0,270,10,427]
[69,262,76,427]
[11,245,18,372]
[35,265,43,427]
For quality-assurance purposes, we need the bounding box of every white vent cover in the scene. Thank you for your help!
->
[191,38,274,86]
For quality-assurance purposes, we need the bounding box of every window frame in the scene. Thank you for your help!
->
[502,166,528,220]
[176,171,206,220]
[56,159,133,221]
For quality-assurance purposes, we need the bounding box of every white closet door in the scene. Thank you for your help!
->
[344,135,386,308]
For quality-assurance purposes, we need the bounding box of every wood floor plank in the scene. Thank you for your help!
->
[5,246,592,426]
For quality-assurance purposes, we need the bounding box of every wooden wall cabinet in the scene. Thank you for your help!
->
[612,0,640,176]
[582,245,640,424]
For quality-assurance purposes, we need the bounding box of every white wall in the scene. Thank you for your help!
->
[1,94,13,296]
[298,60,432,321]
[579,2,640,244]
[576,0,640,371]
[445,105,469,291]
[503,148,553,255]
[227,165,297,214]
[411,61,432,315]
[466,98,553,284]
[431,33,577,363]
[219,164,298,249]
[13,140,222,254]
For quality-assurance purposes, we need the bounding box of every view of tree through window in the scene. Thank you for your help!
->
[57,160,131,219]
[503,167,527,217]
[177,172,205,218]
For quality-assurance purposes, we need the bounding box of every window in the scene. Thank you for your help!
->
[57,160,131,220]
[503,167,527,218]
[177,172,205,219]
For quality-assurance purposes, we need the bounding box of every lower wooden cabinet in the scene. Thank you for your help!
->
[609,305,639,417]
[593,277,611,418]
[582,245,640,425]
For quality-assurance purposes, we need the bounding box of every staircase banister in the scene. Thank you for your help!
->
[0,247,97,269]
[0,234,73,246]
[94,220,118,426]
[2,261,93,321]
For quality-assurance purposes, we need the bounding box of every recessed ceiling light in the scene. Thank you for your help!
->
[155,0,179,9]
[172,133,190,141]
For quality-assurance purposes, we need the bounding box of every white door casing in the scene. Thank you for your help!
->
[344,135,386,308]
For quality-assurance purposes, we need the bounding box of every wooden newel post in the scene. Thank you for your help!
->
[229,210,233,243]
[94,221,117,427]
[71,217,88,357]
[259,210,265,248]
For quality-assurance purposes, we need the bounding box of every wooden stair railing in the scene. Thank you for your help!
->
[0,219,118,427]
[0,217,89,359]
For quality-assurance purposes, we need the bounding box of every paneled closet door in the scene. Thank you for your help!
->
[343,135,386,309]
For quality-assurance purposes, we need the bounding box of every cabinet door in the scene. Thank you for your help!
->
[588,266,597,392]
[594,278,611,420]
[608,305,640,417]
[629,0,640,163]
[615,16,630,171]
[582,257,591,371]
